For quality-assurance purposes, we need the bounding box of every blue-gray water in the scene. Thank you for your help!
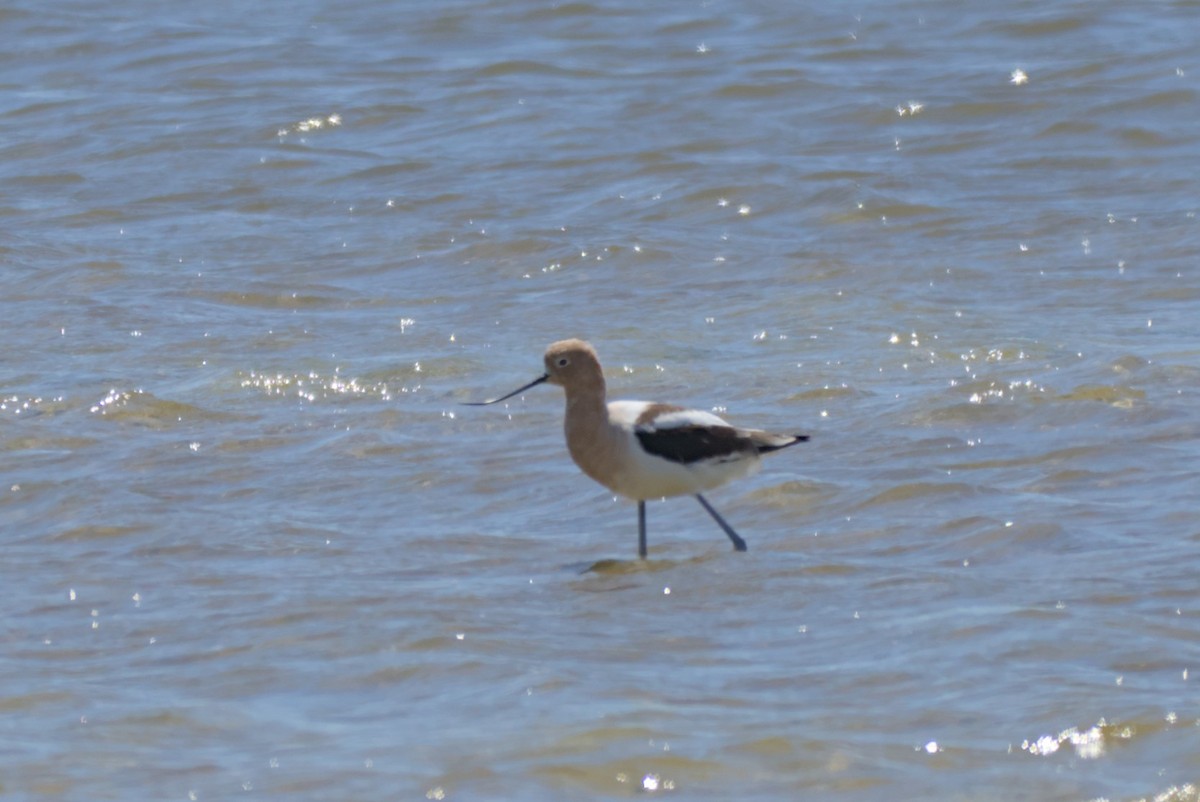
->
[3,1,1199,799]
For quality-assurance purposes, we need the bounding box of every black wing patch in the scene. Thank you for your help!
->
[636,425,752,466]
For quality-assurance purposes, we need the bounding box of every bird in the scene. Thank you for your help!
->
[465,339,808,558]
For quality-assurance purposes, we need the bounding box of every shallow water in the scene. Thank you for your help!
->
[3,1,1199,799]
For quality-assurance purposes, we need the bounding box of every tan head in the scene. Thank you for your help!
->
[543,339,604,393]
[463,338,605,406]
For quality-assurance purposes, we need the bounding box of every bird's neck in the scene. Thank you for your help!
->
[562,384,619,492]
[563,381,607,422]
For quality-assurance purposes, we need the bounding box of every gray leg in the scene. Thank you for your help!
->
[695,494,747,552]
[637,500,648,559]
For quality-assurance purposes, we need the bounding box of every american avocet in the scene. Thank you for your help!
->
[467,339,808,558]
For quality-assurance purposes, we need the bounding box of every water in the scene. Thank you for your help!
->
[2,1,1199,799]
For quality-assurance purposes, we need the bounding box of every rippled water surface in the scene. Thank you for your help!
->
[3,1,1199,799]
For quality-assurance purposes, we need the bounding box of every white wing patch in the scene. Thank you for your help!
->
[643,408,731,431]
[607,400,731,432]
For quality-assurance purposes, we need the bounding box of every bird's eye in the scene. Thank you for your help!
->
[556,357,570,368]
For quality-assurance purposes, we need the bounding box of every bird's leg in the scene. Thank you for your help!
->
[695,494,748,552]
[637,500,648,559]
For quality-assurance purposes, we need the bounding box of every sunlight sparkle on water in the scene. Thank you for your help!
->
[278,113,343,137]
[644,774,675,792]
[240,371,412,402]
[1021,721,1124,759]
[90,388,138,414]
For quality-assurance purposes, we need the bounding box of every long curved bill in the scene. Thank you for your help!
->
[463,373,549,405]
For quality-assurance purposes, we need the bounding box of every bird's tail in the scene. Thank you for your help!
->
[749,431,810,453]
